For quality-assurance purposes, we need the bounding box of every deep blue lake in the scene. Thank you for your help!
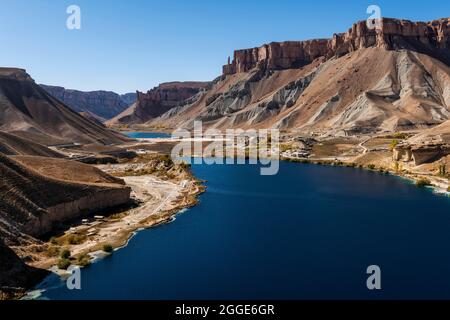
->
[36,161,450,300]
[122,131,171,139]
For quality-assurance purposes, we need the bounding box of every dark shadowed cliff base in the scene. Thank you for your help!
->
[0,240,49,300]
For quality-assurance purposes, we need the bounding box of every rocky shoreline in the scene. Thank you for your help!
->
[6,154,205,300]
[283,156,449,197]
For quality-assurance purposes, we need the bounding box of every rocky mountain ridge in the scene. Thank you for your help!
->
[148,17,450,135]
[223,18,450,75]
[108,81,209,125]
[41,85,136,120]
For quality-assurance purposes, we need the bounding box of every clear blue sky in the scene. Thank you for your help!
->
[0,0,448,94]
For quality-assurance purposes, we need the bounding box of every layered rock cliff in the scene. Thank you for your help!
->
[150,17,450,135]
[223,18,450,75]
[108,82,209,125]
[41,85,136,120]
[0,153,131,242]
[394,120,450,165]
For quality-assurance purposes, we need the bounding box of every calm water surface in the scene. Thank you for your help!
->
[122,131,171,139]
[36,161,450,300]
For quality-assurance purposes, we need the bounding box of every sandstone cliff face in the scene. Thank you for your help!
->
[41,85,136,120]
[151,17,450,135]
[223,18,450,75]
[28,188,131,237]
[394,120,450,165]
[120,92,138,106]
[223,40,330,74]
[108,82,209,125]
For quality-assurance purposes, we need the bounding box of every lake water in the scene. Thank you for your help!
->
[122,131,171,139]
[36,161,450,300]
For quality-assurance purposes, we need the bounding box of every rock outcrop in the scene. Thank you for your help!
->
[107,82,209,125]
[0,239,49,299]
[150,17,450,135]
[41,85,136,120]
[395,120,450,165]
[223,18,450,75]
[411,143,450,165]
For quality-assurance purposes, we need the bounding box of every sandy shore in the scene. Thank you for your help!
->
[31,167,204,270]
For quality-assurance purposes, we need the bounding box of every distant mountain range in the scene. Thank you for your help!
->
[40,85,136,120]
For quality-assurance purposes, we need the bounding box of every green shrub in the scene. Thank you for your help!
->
[416,178,432,188]
[390,139,399,151]
[103,244,114,253]
[46,246,60,258]
[394,161,400,173]
[367,164,376,170]
[67,234,86,245]
[77,254,91,267]
[60,249,71,259]
[57,258,71,270]
[438,163,446,177]
[393,132,408,139]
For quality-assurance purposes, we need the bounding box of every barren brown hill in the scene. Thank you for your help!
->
[108,82,210,125]
[0,153,130,245]
[149,18,450,135]
[12,155,125,185]
[40,85,136,120]
[0,131,63,157]
[79,111,107,127]
[0,68,131,146]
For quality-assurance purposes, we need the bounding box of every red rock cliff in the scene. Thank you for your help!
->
[109,82,210,124]
[223,18,450,75]
[134,82,209,120]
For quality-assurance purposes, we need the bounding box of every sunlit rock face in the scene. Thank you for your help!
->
[223,18,450,76]
[107,82,210,125]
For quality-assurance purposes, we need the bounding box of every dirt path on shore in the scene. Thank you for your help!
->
[32,172,201,270]
[69,175,185,257]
